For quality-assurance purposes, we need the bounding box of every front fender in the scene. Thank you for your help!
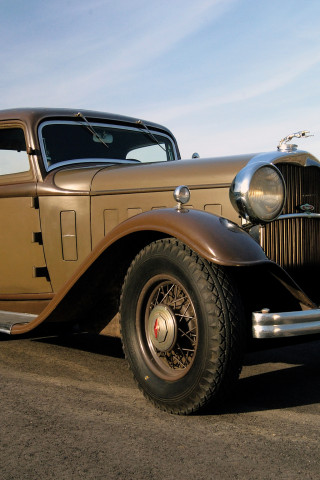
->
[11,208,268,335]
[103,207,268,267]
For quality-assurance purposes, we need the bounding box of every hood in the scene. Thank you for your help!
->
[48,149,320,195]
[90,154,255,194]
[52,166,105,192]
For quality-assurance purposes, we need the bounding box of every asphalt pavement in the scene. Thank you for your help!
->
[1,331,319,480]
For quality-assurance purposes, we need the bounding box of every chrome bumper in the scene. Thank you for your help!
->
[252,308,320,338]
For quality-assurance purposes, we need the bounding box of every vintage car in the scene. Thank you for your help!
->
[1,108,320,414]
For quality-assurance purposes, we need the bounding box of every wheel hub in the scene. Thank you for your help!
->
[148,304,177,352]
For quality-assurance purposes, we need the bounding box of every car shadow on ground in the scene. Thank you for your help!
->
[1,329,319,415]
[0,328,125,359]
[33,330,126,359]
[209,335,320,416]
[37,331,320,415]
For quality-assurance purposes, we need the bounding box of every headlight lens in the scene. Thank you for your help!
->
[230,163,286,223]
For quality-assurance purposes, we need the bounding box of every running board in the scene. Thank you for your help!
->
[0,310,37,334]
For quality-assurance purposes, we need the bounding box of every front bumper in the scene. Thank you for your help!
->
[252,308,320,338]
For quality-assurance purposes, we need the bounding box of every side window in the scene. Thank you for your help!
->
[0,128,30,175]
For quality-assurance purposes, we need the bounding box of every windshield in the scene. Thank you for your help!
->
[39,120,177,171]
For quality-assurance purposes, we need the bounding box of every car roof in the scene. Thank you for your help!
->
[0,107,173,134]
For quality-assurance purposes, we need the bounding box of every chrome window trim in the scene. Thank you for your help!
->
[41,158,139,171]
[38,120,178,172]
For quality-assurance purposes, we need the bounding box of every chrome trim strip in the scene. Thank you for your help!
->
[252,309,320,338]
[249,150,320,167]
[278,213,320,220]
[92,182,230,196]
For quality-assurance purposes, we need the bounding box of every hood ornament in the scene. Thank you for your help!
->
[277,130,313,152]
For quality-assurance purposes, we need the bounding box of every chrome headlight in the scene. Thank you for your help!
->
[230,162,286,223]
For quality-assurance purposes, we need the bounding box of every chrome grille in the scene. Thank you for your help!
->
[262,163,320,301]
[278,164,320,214]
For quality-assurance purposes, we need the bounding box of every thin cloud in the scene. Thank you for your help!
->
[139,49,320,123]
[0,0,238,108]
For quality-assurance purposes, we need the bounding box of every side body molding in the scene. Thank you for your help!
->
[11,208,269,334]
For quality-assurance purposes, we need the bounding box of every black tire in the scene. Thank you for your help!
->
[120,238,245,414]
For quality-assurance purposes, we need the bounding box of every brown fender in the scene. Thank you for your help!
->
[101,207,268,266]
[11,208,268,334]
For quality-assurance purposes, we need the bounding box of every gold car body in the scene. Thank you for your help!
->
[1,108,320,340]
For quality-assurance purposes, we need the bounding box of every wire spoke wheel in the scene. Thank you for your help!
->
[120,238,244,415]
[138,276,198,380]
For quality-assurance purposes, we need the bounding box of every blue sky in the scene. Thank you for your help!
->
[1,0,320,158]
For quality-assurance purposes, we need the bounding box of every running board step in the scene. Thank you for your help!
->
[0,310,37,334]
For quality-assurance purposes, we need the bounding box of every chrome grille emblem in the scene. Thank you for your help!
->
[299,203,315,212]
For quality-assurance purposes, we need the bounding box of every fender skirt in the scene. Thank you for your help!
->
[10,208,272,334]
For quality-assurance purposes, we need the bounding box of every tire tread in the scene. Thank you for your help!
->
[120,238,244,415]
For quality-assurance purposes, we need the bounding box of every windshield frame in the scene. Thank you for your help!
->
[38,120,178,172]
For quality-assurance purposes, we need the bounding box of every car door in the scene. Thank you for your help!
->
[0,123,52,295]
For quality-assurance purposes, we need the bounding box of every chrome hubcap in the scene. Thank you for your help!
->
[137,277,198,380]
[148,304,177,352]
